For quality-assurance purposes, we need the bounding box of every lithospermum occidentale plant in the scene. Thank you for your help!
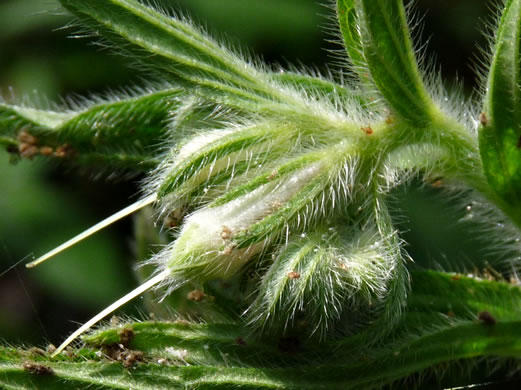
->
[3,0,521,388]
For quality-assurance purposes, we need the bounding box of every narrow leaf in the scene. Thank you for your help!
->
[57,0,371,119]
[0,88,184,171]
[479,0,521,225]
[336,0,372,86]
[352,0,436,125]
[59,0,279,107]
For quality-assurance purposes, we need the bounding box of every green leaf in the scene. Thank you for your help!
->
[479,0,521,226]
[271,71,372,108]
[2,271,521,389]
[57,0,372,119]
[58,0,280,108]
[336,0,372,87]
[0,87,184,171]
[349,0,436,125]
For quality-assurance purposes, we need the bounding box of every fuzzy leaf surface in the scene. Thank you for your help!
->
[0,88,184,171]
[480,0,521,225]
[271,71,370,107]
[2,271,521,389]
[336,0,372,87]
[353,0,435,125]
[58,0,284,109]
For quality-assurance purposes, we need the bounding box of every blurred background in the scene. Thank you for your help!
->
[0,0,496,347]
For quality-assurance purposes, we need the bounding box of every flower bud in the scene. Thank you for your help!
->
[247,211,405,339]
[154,158,330,284]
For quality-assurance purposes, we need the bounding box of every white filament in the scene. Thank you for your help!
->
[51,270,169,357]
[27,194,157,268]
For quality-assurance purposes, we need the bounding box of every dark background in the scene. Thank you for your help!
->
[0,0,495,349]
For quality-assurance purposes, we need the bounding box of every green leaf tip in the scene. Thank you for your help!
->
[337,0,437,125]
[0,88,186,171]
[336,0,370,85]
[480,0,521,226]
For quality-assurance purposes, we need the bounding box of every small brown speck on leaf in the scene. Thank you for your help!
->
[19,143,39,159]
[235,337,247,345]
[337,261,349,270]
[101,342,144,368]
[430,179,443,188]
[478,311,496,325]
[479,112,488,126]
[18,131,38,145]
[63,346,75,358]
[46,344,56,355]
[23,361,54,375]
[54,144,74,158]
[187,289,206,302]
[40,146,54,156]
[337,261,349,271]
[120,350,144,368]
[361,126,373,135]
[119,328,135,347]
[287,271,300,279]
[221,225,233,240]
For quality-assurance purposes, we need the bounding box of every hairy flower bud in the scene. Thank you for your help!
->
[152,158,329,286]
[247,210,404,339]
